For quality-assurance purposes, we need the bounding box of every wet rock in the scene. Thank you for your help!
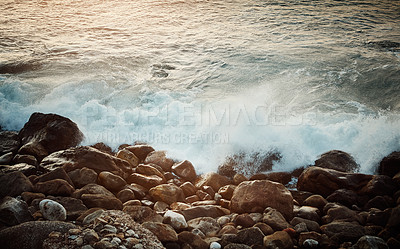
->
[0,131,20,155]
[378,151,400,177]
[351,235,388,249]
[303,195,328,210]
[144,151,174,172]
[195,172,231,193]
[172,160,197,182]
[231,180,293,221]
[178,231,208,249]
[142,222,178,242]
[68,167,98,188]
[0,152,14,165]
[81,194,123,210]
[263,231,294,249]
[218,185,236,200]
[136,164,165,178]
[360,175,397,197]
[149,183,185,205]
[127,173,165,189]
[116,149,139,167]
[0,196,32,226]
[34,167,74,186]
[117,188,136,203]
[262,171,292,185]
[18,112,84,160]
[163,210,188,230]
[13,154,38,166]
[0,220,76,249]
[0,163,37,176]
[124,144,155,162]
[72,183,114,199]
[291,217,320,232]
[315,150,359,172]
[180,182,197,197]
[39,199,67,221]
[98,171,127,192]
[0,171,33,197]
[34,179,75,196]
[321,221,365,243]
[179,205,229,221]
[263,207,291,231]
[235,227,265,247]
[123,205,163,223]
[188,217,220,237]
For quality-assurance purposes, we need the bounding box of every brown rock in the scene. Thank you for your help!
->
[34,179,75,196]
[116,189,136,203]
[230,180,293,221]
[303,194,328,210]
[196,190,212,201]
[360,175,397,197]
[295,206,320,223]
[116,149,139,167]
[326,188,367,208]
[76,207,104,223]
[218,185,236,200]
[125,144,155,162]
[324,204,362,223]
[123,205,163,223]
[136,164,165,179]
[315,150,359,172]
[298,231,333,248]
[263,171,292,185]
[0,171,33,197]
[320,221,365,243]
[378,151,400,177]
[142,222,178,242]
[97,171,127,192]
[81,194,123,210]
[233,174,248,185]
[195,172,231,193]
[34,167,74,186]
[235,227,265,247]
[21,192,45,205]
[254,222,274,235]
[180,182,197,197]
[90,142,113,155]
[187,217,221,237]
[0,131,20,155]
[233,213,256,228]
[154,201,169,212]
[291,217,320,232]
[46,196,88,220]
[178,231,208,249]
[0,196,33,226]
[123,200,141,207]
[18,112,84,161]
[127,173,165,189]
[186,195,200,203]
[263,207,291,231]
[12,154,38,166]
[149,183,185,205]
[172,160,197,182]
[170,202,192,211]
[72,183,114,199]
[0,163,37,176]
[179,205,229,221]
[68,167,98,188]
[218,225,238,236]
[263,231,293,249]
[144,151,174,171]
[125,183,147,199]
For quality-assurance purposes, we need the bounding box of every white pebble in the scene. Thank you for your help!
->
[210,242,221,249]
[39,199,67,221]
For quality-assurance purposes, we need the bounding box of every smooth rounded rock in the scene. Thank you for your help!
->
[39,199,67,221]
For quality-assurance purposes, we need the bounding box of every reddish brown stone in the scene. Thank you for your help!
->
[172,160,197,182]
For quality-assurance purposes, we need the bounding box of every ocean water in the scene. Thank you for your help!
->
[1,0,400,174]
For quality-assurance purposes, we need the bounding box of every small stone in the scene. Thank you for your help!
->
[101,224,118,234]
[210,241,221,249]
[82,245,95,249]
[75,236,84,246]
[39,199,67,221]
[217,216,231,226]
[98,171,127,192]
[163,210,188,230]
[117,149,139,167]
[125,237,140,248]
[303,239,319,248]
[69,228,82,235]
[111,237,122,246]
[154,201,169,212]
[83,229,100,244]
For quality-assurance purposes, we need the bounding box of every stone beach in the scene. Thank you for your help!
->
[0,112,399,249]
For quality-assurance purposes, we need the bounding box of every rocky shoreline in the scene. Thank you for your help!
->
[0,112,399,249]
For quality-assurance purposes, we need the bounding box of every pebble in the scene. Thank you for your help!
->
[133,244,144,249]
[125,237,139,248]
[111,237,122,246]
[82,245,94,249]
[39,199,67,221]
[101,224,118,234]
[83,229,99,244]
[303,239,319,249]
[210,242,221,249]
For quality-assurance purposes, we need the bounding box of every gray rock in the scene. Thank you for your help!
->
[0,196,33,225]
[39,199,67,221]
[0,171,33,198]
[351,235,388,249]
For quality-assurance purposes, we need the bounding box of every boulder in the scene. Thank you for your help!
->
[360,175,397,197]
[178,231,208,249]
[303,195,328,210]
[387,205,400,228]
[0,163,37,177]
[72,183,114,199]
[127,173,165,189]
[326,189,367,208]
[263,231,294,249]
[230,180,293,220]
[0,171,33,197]
[34,167,74,186]
[12,154,38,166]
[295,206,320,223]
[0,131,20,155]
[187,217,220,237]
[80,194,123,210]
[40,146,130,177]
[116,189,136,203]
[125,183,147,199]
[123,205,163,223]
[46,196,87,220]
[21,192,45,205]
[218,185,236,200]
[163,210,188,230]
[351,235,389,249]
[0,152,14,165]
[263,207,291,230]
[90,142,113,155]
[68,167,98,188]
[235,227,265,247]
[144,151,174,171]
[0,221,76,249]
[97,171,127,192]
[378,151,400,177]
[195,172,231,193]
[172,160,197,182]
[233,174,248,185]
[262,171,292,185]
[149,183,185,205]
[297,166,373,197]
[179,205,229,221]
[18,113,84,160]
[39,199,67,221]
[321,221,365,243]
[125,144,155,162]
[291,217,320,232]
[233,213,256,228]
[142,222,178,242]
[136,164,165,179]
[0,196,32,226]
[34,179,75,196]
[116,149,139,167]
[180,182,197,197]
[315,150,359,172]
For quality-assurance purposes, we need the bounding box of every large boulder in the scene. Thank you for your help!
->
[0,131,20,155]
[0,171,33,198]
[230,180,293,221]
[195,172,231,193]
[315,150,359,172]
[378,151,400,177]
[40,146,131,177]
[18,113,84,160]
[149,183,185,205]
[297,166,373,197]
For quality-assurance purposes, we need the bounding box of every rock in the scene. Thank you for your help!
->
[387,205,400,228]
[303,239,319,249]
[0,171,33,197]
[364,196,393,211]
[297,166,373,197]
[39,199,67,221]
[81,194,123,210]
[321,221,365,243]
[178,231,208,249]
[218,185,236,200]
[210,241,221,249]
[46,196,88,220]
[224,244,251,249]
[233,174,248,185]
[90,142,113,155]
[230,180,293,221]
[295,206,320,223]
[378,151,400,177]
[299,231,333,248]
[290,190,314,206]
[263,171,292,185]
[116,149,139,167]
[137,164,165,178]
[117,189,136,203]
[164,210,188,230]
[34,179,75,196]
[218,225,238,236]
[0,163,37,176]
[40,146,130,177]
[196,190,212,201]
[18,112,84,160]
[187,217,220,237]
[233,213,256,228]
[180,182,197,197]
[366,208,391,227]
[68,167,98,188]
[360,175,397,197]
[235,227,265,247]
[263,207,291,230]
[144,151,174,171]
[0,220,76,249]
[82,209,105,225]
[263,231,294,249]
[83,229,100,243]
[34,167,74,186]
[195,172,231,193]
[128,173,165,189]
[125,144,155,162]
[315,150,359,172]
[351,235,389,249]
[172,160,197,182]
[0,131,20,155]
[0,196,32,226]
[323,203,362,223]
[123,205,163,223]
[98,171,127,192]
[13,154,38,166]
[21,192,45,205]
[0,152,14,165]
[72,183,114,199]
[327,189,367,208]
[125,183,147,199]
[142,222,178,242]
[179,205,229,221]
[303,195,328,210]
[149,183,185,205]
[291,217,320,232]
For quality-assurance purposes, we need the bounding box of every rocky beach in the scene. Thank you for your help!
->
[0,112,399,249]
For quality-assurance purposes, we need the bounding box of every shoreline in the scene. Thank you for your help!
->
[1,112,399,249]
